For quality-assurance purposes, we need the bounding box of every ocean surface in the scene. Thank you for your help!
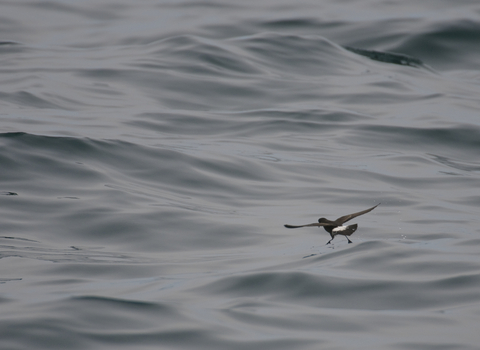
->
[1,1,480,349]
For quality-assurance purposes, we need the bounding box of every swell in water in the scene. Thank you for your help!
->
[1,1,480,349]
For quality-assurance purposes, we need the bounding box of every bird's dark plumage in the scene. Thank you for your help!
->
[284,204,379,244]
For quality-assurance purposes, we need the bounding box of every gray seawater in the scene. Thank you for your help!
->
[1,1,480,349]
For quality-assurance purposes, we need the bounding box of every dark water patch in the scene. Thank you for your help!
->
[446,195,480,206]
[0,41,21,45]
[67,295,176,318]
[0,132,106,183]
[1,191,18,195]
[0,41,27,55]
[0,235,38,243]
[261,17,324,29]
[428,154,480,173]
[155,1,242,10]
[432,273,480,289]
[240,108,372,123]
[0,320,87,350]
[392,19,480,71]
[344,46,424,67]
[454,239,480,247]
[349,124,480,157]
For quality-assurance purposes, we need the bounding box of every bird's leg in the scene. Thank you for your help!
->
[346,237,353,244]
[326,232,335,245]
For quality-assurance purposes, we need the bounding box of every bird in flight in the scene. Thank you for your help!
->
[284,204,379,245]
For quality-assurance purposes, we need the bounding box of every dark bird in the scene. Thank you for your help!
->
[284,204,379,245]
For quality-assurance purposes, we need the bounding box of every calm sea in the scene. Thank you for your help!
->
[1,1,480,349]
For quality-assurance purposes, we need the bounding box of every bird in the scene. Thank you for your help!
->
[284,204,379,245]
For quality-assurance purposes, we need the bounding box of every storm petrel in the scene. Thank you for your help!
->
[284,204,379,244]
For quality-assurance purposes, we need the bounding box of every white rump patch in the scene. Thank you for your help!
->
[333,226,348,233]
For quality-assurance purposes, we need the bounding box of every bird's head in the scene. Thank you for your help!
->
[318,218,328,223]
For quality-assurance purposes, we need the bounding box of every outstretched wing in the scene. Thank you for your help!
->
[284,223,328,229]
[335,203,379,224]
